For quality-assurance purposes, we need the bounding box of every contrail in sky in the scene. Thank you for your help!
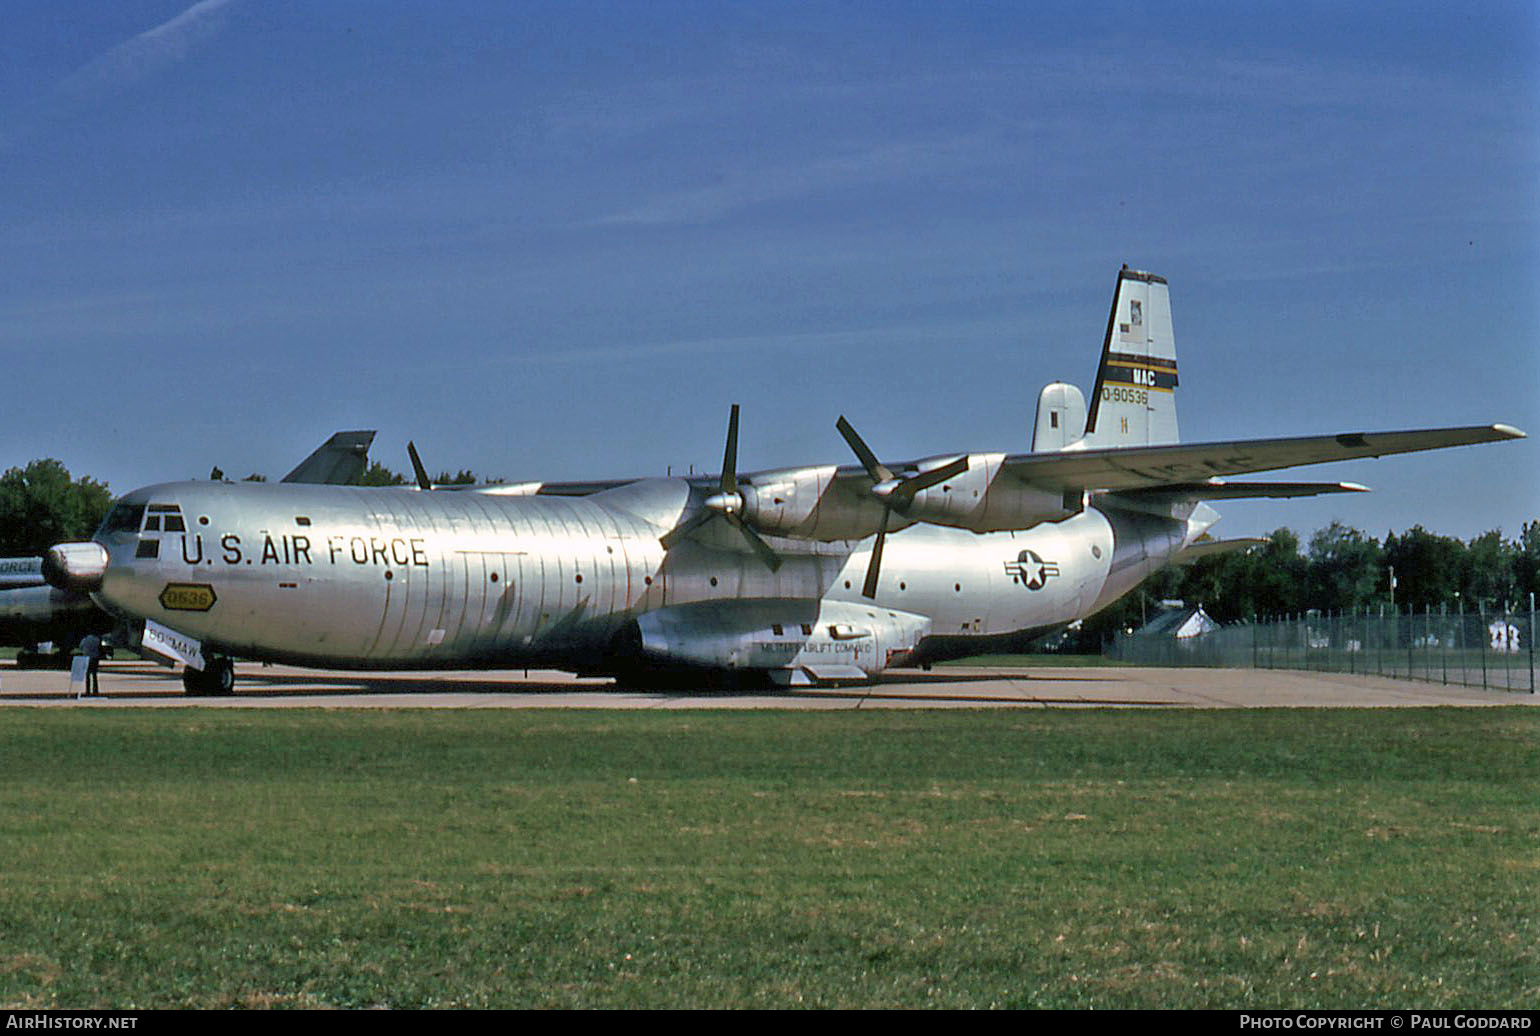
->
[57,0,241,100]
[3,0,240,148]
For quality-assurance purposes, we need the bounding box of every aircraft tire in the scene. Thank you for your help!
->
[207,657,235,696]
[182,658,235,696]
[182,666,208,695]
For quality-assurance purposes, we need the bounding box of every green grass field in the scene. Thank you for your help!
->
[1,708,1535,1009]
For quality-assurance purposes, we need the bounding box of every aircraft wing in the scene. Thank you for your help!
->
[673,421,1522,548]
[281,430,377,485]
[1110,479,1369,505]
[994,424,1524,494]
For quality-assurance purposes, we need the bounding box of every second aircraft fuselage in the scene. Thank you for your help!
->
[89,477,1189,672]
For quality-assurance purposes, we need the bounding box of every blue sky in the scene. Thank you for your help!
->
[3,1,1536,543]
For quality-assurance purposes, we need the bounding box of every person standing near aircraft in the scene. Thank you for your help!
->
[78,632,102,696]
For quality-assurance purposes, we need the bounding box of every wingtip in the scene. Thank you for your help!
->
[1492,423,1527,440]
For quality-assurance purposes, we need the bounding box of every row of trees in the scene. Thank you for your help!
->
[0,460,113,556]
[1079,520,1540,647]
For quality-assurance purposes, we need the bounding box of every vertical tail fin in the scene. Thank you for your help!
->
[1031,381,1087,452]
[1080,265,1179,448]
[280,430,377,485]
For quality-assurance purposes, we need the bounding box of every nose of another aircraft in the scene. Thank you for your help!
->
[41,542,109,593]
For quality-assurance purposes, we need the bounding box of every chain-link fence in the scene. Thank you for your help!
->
[1106,601,1537,694]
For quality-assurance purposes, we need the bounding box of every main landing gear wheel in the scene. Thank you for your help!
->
[182,656,235,696]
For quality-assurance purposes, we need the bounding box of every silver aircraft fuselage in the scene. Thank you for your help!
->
[87,476,1189,672]
[47,267,1526,689]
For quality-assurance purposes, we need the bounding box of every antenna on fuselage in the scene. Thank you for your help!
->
[406,441,434,491]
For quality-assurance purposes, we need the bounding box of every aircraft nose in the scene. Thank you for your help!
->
[41,542,109,593]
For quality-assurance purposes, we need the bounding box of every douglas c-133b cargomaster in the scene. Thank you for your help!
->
[42,267,1525,694]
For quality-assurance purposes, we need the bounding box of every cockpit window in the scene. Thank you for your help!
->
[98,503,145,537]
[99,502,186,538]
[142,504,184,535]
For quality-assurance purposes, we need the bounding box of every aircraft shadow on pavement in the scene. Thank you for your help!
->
[879,668,1127,685]
[5,664,610,700]
[223,671,617,698]
[5,662,1130,703]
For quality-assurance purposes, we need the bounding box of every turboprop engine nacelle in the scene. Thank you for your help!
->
[739,458,1080,539]
[896,453,1083,533]
[739,465,889,541]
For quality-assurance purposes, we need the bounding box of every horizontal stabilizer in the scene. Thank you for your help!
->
[1004,424,1524,493]
[1175,537,1269,564]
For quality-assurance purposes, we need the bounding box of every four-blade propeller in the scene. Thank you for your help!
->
[659,405,782,572]
[836,416,969,598]
[658,407,968,593]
